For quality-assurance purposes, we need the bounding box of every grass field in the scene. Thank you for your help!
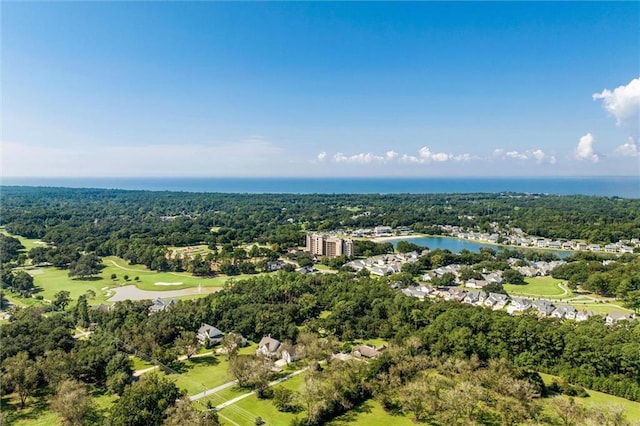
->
[0,227,47,253]
[504,276,574,299]
[538,373,640,420]
[5,254,264,308]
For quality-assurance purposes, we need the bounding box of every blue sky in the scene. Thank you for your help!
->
[2,2,639,177]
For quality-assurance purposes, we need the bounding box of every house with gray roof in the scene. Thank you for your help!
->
[506,297,528,314]
[257,335,282,358]
[149,298,177,314]
[197,323,225,347]
[551,304,578,320]
[463,290,487,306]
[533,300,555,317]
[606,312,635,325]
[576,310,596,322]
[484,293,509,309]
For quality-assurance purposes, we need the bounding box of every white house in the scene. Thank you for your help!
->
[257,335,282,358]
[197,323,225,347]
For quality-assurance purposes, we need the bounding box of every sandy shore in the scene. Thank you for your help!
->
[371,234,424,243]
[107,285,221,302]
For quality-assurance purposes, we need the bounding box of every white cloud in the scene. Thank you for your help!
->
[593,78,640,128]
[317,151,327,162]
[333,152,385,164]
[419,146,450,162]
[614,138,639,157]
[385,150,399,160]
[493,148,553,164]
[575,133,599,163]
[506,151,529,160]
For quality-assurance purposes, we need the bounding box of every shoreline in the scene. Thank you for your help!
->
[371,233,580,255]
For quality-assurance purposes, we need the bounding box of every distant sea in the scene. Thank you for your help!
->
[2,176,639,198]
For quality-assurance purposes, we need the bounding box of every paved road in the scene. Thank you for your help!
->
[189,379,239,401]
[213,368,308,410]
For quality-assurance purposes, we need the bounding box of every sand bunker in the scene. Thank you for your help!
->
[154,282,184,286]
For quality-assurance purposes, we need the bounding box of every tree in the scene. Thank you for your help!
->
[552,396,587,426]
[37,349,72,390]
[2,351,39,408]
[228,355,272,389]
[401,378,431,422]
[220,332,245,359]
[623,290,640,314]
[174,331,200,360]
[106,352,133,395]
[163,398,220,426]
[272,388,299,412]
[503,268,526,284]
[68,254,102,279]
[53,290,71,311]
[111,373,184,426]
[10,270,34,295]
[74,295,90,327]
[50,379,100,426]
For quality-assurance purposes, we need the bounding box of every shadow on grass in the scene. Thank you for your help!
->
[72,276,104,281]
[189,354,220,366]
[2,391,53,424]
[168,354,220,374]
[327,400,374,425]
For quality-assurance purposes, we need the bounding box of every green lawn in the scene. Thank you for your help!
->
[0,227,47,252]
[328,400,415,426]
[219,372,415,426]
[1,393,60,426]
[164,355,233,396]
[504,276,574,299]
[218,373,306,426]
[6,254,255,308]
[565,301,633,315]
[539,373,640,420]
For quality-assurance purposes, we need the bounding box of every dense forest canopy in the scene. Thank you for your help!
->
[2,187,639,253]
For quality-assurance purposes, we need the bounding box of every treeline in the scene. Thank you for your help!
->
[2,187,640,263]
[552,254,640,298]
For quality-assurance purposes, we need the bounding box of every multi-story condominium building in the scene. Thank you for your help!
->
[305,233,354,258]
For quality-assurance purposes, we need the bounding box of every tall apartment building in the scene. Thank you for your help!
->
[305,233,354,258]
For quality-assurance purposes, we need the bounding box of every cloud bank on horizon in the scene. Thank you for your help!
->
[316,78,637,171]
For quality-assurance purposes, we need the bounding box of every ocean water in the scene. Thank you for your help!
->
[2,176,638,198]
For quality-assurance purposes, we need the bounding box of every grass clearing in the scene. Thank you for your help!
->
[565,301,632,314]
[0,227,47,252]
[328,400,415,426]
[539,373,640,420]
[164,355,232,396]
[6,254,252,308]
[504,276,574,299]
[219,373,306,426]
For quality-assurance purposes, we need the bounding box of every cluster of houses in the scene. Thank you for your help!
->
[418,259,565,288]
[350,226,413,238]
[439,224,638,254]
[399,285,635,325]
[194,323,389,367]
[345,251,424,276]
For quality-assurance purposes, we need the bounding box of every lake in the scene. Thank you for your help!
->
[385,235,572,258]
